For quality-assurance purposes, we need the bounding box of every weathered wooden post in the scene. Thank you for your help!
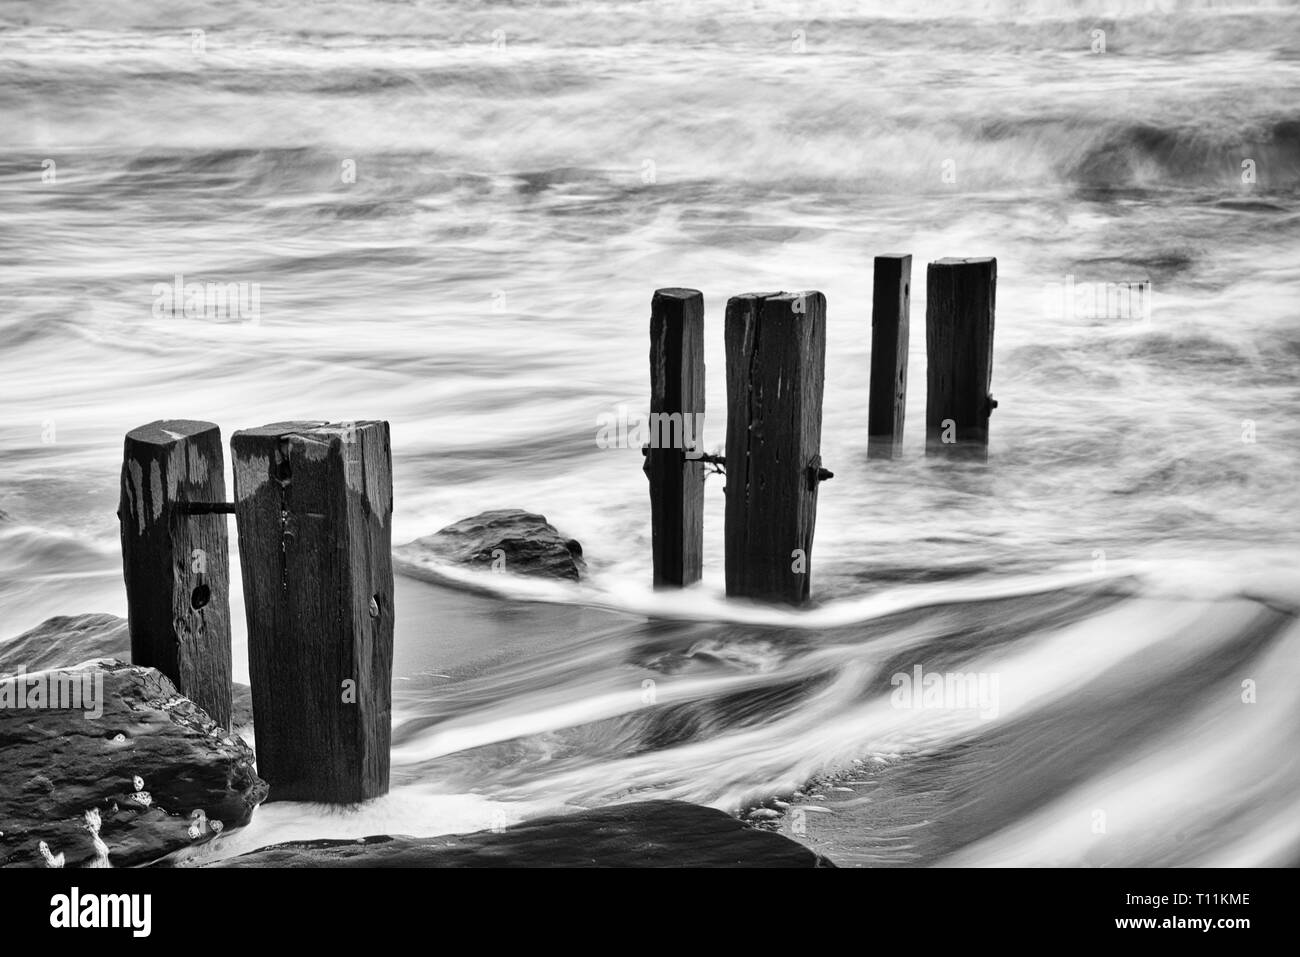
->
[231,420,394,803]
[119,420,233,729]
[724,291,828,605]
[644,288,705,588]
[926,257,997,460]
[868,254,911,459]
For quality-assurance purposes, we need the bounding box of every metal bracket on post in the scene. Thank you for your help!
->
[643,446,726,475]
[805,462,834,491]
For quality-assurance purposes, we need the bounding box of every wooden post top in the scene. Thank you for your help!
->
[125,419,220,446]
[231,420,387,450]
[729,291,826,313]
[932,257,996,266]
[734,289,824,298]
[231,420,384,430]
[231,420,392,524]
[652,287,702,302]
[230,420,330,439]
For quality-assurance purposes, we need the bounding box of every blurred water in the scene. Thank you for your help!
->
[1,0,1298,866]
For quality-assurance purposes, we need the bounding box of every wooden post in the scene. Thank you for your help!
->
[926,257,997,461]
[231,420,394,803]
[868,254,911,459]
[644,288,705,588]
[724,291,827,605]
[119,420,232,728]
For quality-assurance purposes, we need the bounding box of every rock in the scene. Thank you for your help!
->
[0,613,128,673]
[747,807,780,821]
[397,509,586,582]
[0,613,253,732]
[212,800,833,868]
[0,662,267,868]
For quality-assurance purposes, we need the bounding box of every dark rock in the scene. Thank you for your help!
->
[0,662,267,867]
[397,509,586,581]
[0,613,253,732]
[211,800,832,867]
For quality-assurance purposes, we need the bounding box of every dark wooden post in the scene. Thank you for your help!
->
[868,254,911,459]
[724,291,827,605]
[644,288,705,588]
[231,420,394,803]
[119,420,232,728]
[926,257,997,461]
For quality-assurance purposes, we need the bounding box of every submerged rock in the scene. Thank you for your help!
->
[211,800,833,867]
[0,662,267,867]
[399,509,586,581]
[0,613,253,731]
